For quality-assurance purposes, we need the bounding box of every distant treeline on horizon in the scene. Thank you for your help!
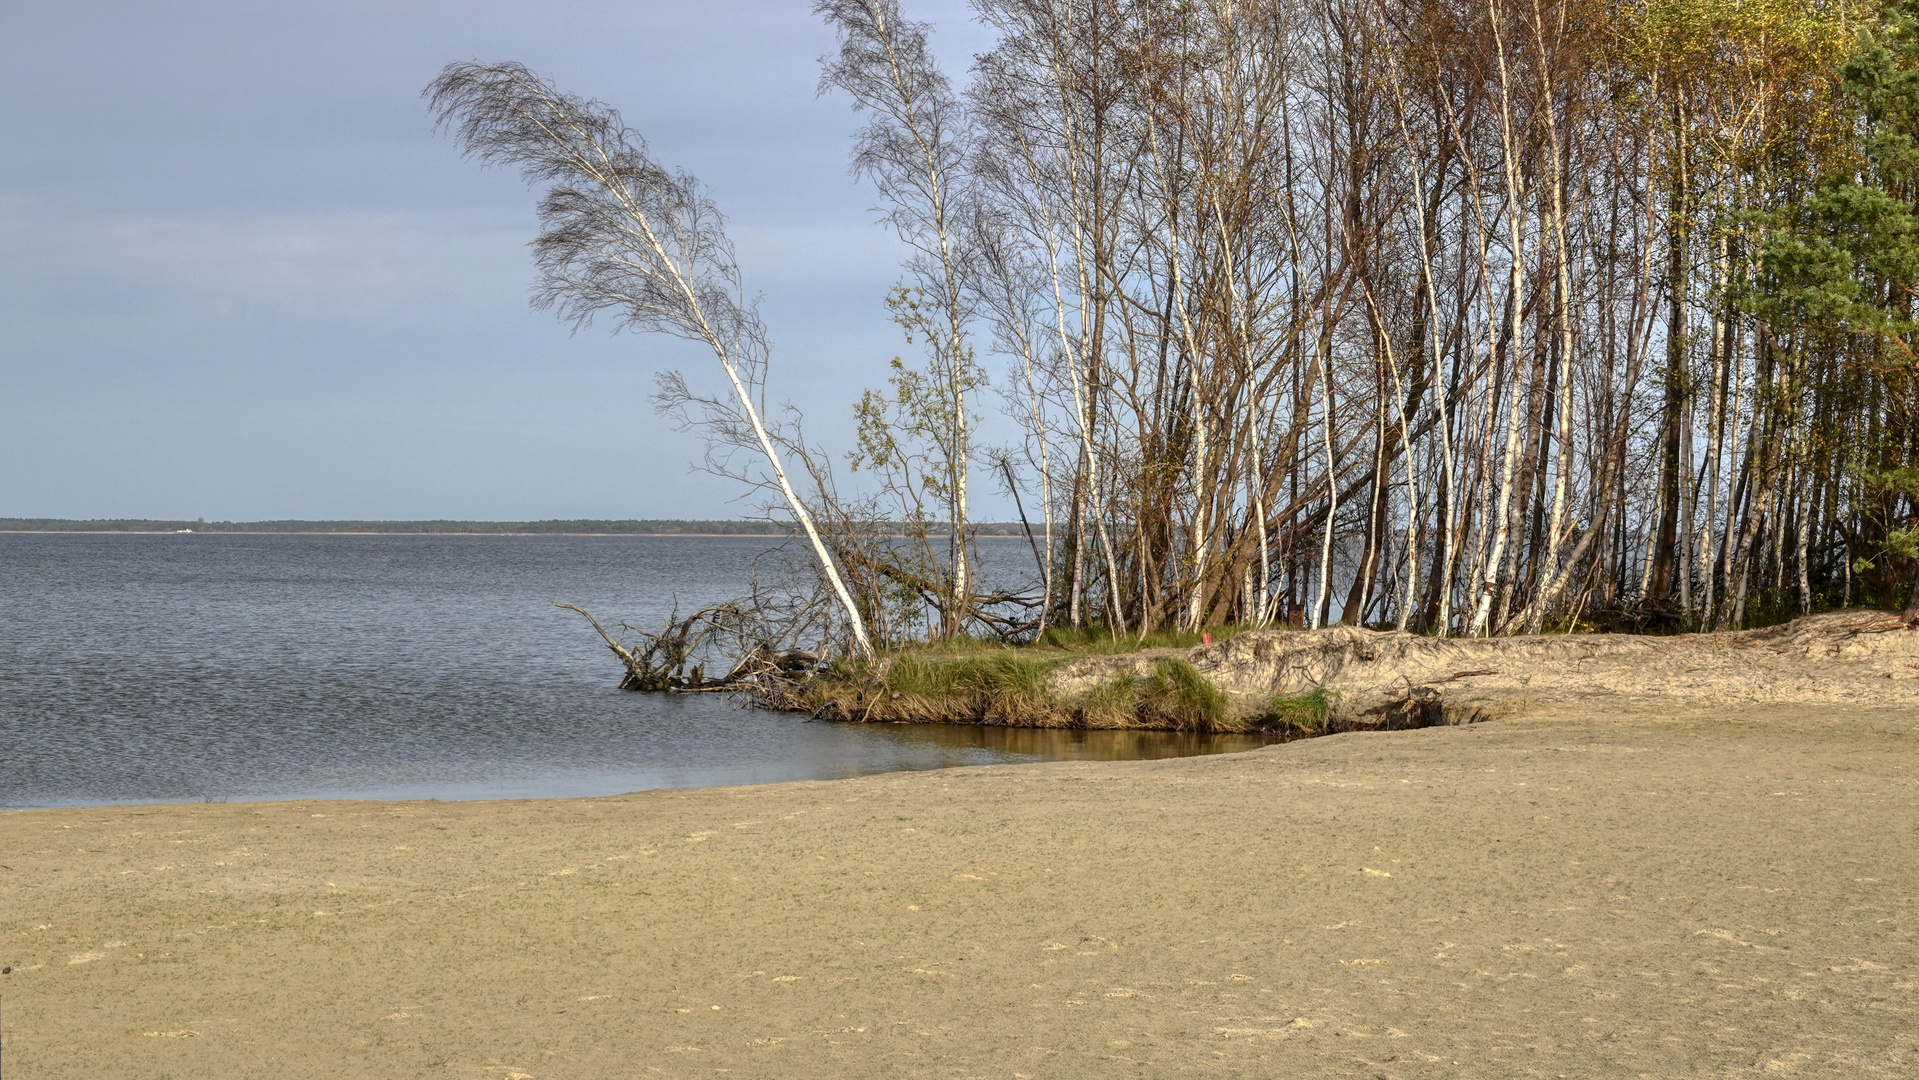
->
[0,518,1036,536]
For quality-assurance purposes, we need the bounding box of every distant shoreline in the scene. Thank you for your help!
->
[0,521,1043,537]
[0,531,790,537]
[0,518,1037,537]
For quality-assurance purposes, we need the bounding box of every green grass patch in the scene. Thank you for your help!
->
[800,651,1067,724]
[789,650,1256,731]
[1137,658,1234,730]
[893,633,1028,657]
[1258,687,1338,735]
[1057,660,1239,731]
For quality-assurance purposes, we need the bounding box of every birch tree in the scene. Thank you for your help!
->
[424,60,877,658]
[818,0,983,637]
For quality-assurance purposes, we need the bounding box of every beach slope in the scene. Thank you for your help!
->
[3,698,1916,1078]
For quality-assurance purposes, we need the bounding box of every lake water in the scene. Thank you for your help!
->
[0,533,1271,809]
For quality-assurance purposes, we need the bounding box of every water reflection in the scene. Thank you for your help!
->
[866,722,1279,762]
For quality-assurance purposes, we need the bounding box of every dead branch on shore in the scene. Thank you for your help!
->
[556,585,836,693]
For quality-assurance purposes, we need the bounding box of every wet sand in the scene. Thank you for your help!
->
[3,698,1916,1078]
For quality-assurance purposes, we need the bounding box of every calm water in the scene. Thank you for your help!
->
[0,534,1269,809]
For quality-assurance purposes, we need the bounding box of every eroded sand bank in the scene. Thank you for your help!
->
[1047,611,1919,726]
[4,688,1917,1079]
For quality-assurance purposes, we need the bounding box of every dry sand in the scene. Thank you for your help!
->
[4,646,1918,1077]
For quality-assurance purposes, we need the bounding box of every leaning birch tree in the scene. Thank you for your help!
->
[424,60,876,658]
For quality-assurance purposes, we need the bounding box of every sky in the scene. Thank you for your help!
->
[0,0,1002,521]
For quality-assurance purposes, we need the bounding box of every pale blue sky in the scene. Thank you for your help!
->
[0,0,996,520]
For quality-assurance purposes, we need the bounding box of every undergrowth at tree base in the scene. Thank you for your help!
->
[768,648,1338,735]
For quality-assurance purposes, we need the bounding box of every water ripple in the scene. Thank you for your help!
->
[0,533,1267,808]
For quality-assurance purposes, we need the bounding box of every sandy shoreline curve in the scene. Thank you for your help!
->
[4,693,1916,1078]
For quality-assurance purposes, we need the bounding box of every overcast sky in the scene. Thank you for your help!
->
[0,0,1003,520]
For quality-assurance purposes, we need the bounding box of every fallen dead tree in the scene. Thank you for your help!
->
[556,563,1047,696]
[555,595,832,692]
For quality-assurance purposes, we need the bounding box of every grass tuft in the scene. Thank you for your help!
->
[1136,658,1234,731]
[1259,687,1337,735]
[887,652,1058,722]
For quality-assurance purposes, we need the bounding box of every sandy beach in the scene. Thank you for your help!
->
[3,694,1916,1079]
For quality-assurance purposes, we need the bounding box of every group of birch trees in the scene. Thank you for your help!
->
[426,0,1919,653]
[817,0,1919,640]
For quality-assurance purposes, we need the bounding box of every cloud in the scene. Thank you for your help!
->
[0,192,908,333]
[0,194,527,320]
